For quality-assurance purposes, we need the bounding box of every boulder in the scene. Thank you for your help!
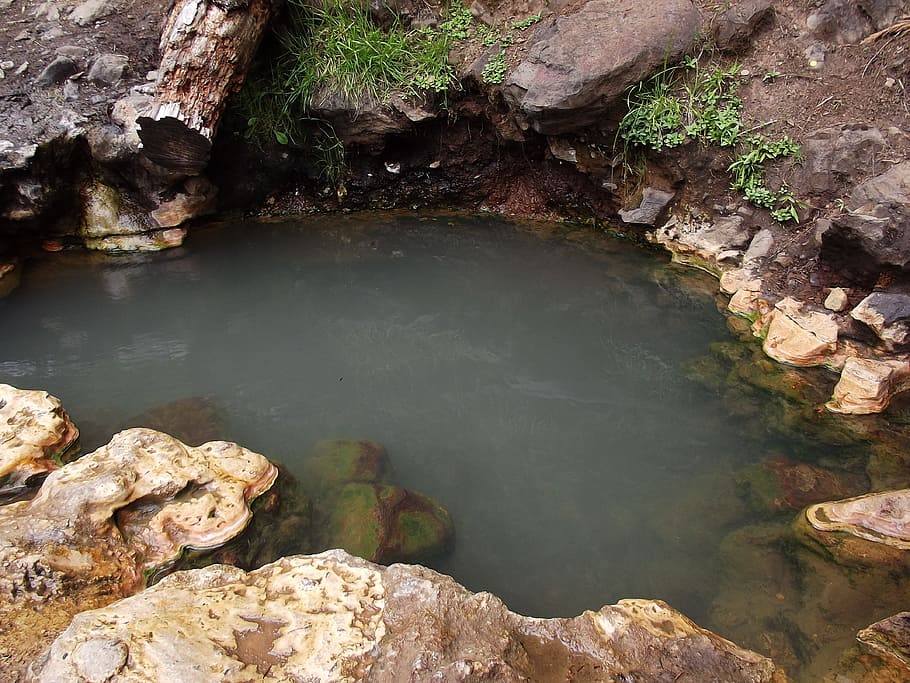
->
[807,0,905,43]
[0,384,79,503]
[0,428,277,672]
[827,356,910,414]
[796,124,884,195]
[821,161,910,270]
[806,489,910,550]
[30,550,780,682]
[762,297,839,367]
[851,291,910,349]
[651,215,753,275]
[713,0,773,51]
[502,0,700,134]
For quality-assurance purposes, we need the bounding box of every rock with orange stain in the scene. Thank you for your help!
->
[0,428,277,675]
[29,549,780,683]
[0,384,79,503]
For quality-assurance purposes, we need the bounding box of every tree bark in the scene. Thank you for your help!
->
[137,0,273,174]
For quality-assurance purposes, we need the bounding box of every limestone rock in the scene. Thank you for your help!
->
[302,439,389,491]
[0,384,78,502]
[806,490,910,550]
[763,297,838,367]
[857,612,910,674]
[822,161,910,269]
[30,550,780,682]
[0,428,277,673]
[81,180,156,239]
[84,227,187,252]
[619,187,675,225]
[326,483,454,563]
[502,0,700,134]
[713,0,773,51]
[742,228,774,266]
[827,356,910,414]
[651,215,753,275]
[824,286,849,312]
[851,291,910,349]
[151,186,217,228]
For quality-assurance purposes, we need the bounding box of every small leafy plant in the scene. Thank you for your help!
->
[619,58,803,223]
[512,12,541,29]
[482,50,508,84]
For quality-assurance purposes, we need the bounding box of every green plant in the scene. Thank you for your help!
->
[762,68,782,83]
[617,63,686,151]
[619,58,804,223]
[440,3,474,39]
[512,12,541,29]
[482,50,508,84]
[729,136,803,222]
[683,62,742,146]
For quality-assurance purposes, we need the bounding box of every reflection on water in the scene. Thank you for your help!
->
[0,213,906,681]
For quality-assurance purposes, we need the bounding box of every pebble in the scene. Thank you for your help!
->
[0,61,13,70]
[824,287,849,312]
[15,62,28,75]
[14,29,30,41]
[885,77,896,88]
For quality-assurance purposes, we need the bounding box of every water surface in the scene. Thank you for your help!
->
[0,213,902,679]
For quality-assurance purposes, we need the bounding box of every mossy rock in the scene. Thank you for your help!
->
[326,482,454,564]
[736,458,868,515]
[301,439,389,494]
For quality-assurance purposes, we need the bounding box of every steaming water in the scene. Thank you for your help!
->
[0,213,898,679]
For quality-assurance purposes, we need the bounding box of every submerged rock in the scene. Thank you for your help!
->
[327,483,454,563]
[0,428,277,672]
[122,395,225,445]
[302,438,389,490]
[806,489,910,550]
[30,549,780,682]
[736,457,867,514]
[0,384,79,503]
[303,439,454,564]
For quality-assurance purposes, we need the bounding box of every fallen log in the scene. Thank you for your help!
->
[137,0,274,173]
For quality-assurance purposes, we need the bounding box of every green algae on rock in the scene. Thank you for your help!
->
[302,439,455,564]
[327,483,454,564]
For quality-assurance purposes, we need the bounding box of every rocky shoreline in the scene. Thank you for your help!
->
[2,0,910,678]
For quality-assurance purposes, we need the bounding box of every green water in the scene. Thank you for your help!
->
[1,213,905,680]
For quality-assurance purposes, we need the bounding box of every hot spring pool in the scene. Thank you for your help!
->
[2,212,906,680]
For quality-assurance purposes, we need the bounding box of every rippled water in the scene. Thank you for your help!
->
[1,213,904,680]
